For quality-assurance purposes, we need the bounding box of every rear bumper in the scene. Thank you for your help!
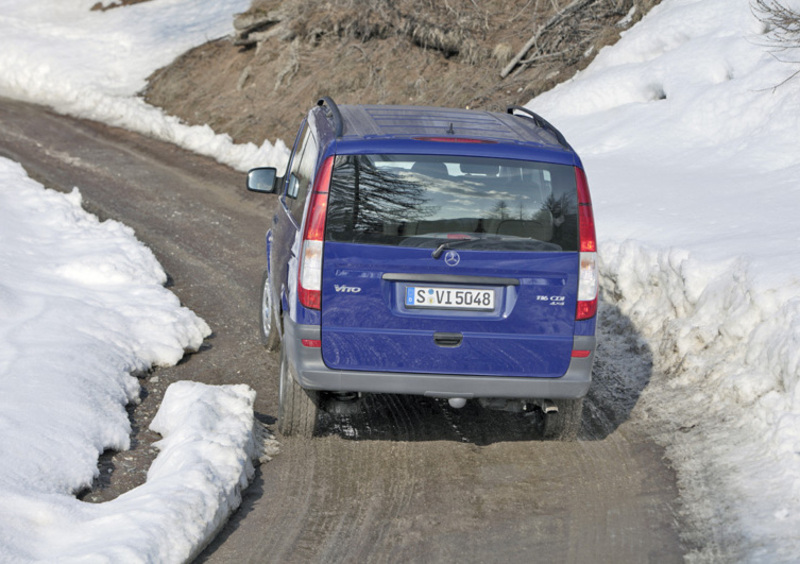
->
[283,319,594,400]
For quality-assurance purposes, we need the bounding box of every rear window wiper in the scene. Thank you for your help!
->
[432,237,488,259]
[431,235,558,257]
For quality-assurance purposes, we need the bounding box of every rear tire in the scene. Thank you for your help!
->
[260,269,280,351]
[541,398,583,441]
[277,345,319,438]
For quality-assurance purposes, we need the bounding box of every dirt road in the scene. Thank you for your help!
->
[0,97,688,562]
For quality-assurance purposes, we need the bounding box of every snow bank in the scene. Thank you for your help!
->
[1,382,263,563]
[0,157,209,492]
[0,0,289,172]
[0,158,274,562]
[530,0,800,559]
[599,243,800,560]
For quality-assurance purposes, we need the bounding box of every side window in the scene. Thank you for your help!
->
[285,126,319,223]
[285,125,308,201]
[286,171,300,200]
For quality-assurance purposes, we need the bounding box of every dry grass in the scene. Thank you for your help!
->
[145,0,662,143]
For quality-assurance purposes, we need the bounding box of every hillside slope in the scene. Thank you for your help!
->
[144,0,659,144]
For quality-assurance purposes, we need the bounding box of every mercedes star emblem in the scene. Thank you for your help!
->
[444,250,460,266]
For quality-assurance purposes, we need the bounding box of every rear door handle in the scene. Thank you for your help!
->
[433,332,463,347]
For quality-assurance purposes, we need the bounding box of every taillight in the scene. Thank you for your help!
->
[576,167,598,320]
[298,156,334,310]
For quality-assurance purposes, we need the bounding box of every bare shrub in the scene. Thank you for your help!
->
[146,0,664,144]
[269,0,490,63]
[752,0,800,85]
[753,0,800,45]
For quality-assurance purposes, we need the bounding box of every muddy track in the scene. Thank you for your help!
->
[0,98,688,562]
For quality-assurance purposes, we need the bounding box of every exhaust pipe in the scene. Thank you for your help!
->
[448,397,467,409]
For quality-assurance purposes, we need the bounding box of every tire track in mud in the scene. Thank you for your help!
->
[307,396,429,561]
[217,381,687,562]
[202,299,691,562]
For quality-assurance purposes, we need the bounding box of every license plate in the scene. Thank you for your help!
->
[405,286,495,311]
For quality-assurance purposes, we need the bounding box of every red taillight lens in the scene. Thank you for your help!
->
[304,189,329,242]
[576,167,598,320]
[576,167,596,253]
[298,156,334,310]
[576,298,598,321]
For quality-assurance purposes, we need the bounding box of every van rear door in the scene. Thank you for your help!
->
[320,154,581,378]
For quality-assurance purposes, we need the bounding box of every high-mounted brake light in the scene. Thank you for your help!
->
[298,156,334,310]
[413,137,497,144]
[575,167,598,320]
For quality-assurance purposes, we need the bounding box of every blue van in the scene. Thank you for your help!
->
[247,97,597,439]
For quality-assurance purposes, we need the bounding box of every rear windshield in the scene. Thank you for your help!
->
[326,154,578,252]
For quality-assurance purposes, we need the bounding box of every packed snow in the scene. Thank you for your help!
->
[1,0,799,561]
[530,0,800,560]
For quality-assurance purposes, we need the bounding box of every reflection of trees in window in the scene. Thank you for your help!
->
[492,198,551,224]
[545,193,573,218]
[325,156,580,251]
[530,205,553,224]
[546,192,577,250]
[327,156,437,239]
[491,199,510,220]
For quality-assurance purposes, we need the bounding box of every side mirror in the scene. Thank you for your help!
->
[247,167,278,193]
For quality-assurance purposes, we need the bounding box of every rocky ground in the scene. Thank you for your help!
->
[144,0,660,146]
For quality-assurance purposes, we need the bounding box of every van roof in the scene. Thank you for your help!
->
[318,101,572,152]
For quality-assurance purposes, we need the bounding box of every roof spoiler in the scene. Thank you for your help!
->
[317,96,344,138]
[507,105,571,150]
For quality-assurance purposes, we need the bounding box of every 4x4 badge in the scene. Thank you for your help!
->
[444,251,460,267]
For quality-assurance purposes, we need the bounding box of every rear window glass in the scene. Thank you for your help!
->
[326,154,578,252]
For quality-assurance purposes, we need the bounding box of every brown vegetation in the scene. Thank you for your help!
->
[144,0,660,145]
[752,0,800,87]
[91,0,150,11]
